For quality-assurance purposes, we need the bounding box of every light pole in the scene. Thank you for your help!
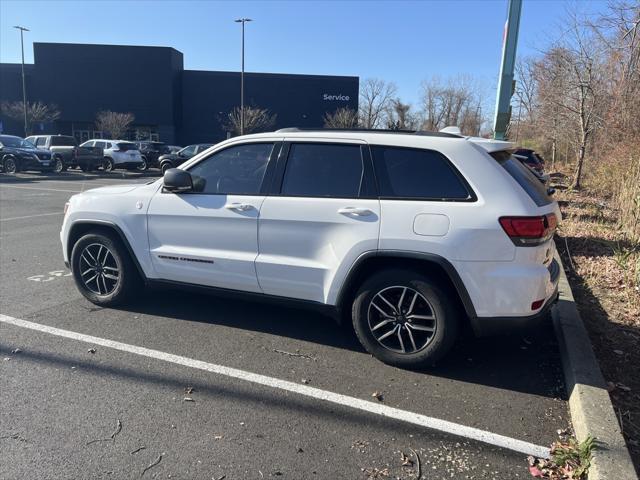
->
[14,25,29,137]
[234,18,252,135]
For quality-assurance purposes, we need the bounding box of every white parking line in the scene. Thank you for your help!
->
[0,212,63,222]
[0,314,550,459]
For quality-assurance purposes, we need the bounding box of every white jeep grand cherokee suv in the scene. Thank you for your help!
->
[61,128,560,368]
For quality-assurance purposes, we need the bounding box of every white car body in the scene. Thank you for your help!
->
[62,129,560,340]
[81,139,144,169]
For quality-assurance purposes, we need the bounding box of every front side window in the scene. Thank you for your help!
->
[187,142,274,195]
[371,146,471,200]
[80,141,94,147]
[281,143,363,198]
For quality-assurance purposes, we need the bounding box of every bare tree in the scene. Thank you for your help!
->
[323,107,358,128]
[536,13,606,189]
[386,99,420,130]
[95,111,135,139]
[358,78,397,129]
[1,101,60,134]
[222,106,277,136]
[419,76,484,135]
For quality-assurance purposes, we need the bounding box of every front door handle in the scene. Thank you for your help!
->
[338,207,374,216]
[225,203,253,211]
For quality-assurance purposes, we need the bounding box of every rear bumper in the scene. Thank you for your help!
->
[470,287,559,336]
[114,161,143,169]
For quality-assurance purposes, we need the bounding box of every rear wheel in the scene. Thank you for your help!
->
[103,157,114,172]
[3,156,18,174]
[70,231,140,306]
[53,156,64,173]
[137,157,148,171]
[352,269,459,368]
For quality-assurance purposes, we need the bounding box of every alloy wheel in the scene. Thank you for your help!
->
[54,157,64,173]
[4,158,17,174]
[79,243,120,295]
[367,286,437,354]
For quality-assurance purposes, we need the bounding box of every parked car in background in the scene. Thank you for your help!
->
[514,148,545,174]
[97,140,145,171]
[0,135,54,173]
[158,143,213,173]
[135,141,170,169]
[61,128,560,368]
[26,135,103,172]
[165,145,182,154]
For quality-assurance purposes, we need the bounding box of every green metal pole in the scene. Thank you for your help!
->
[493,0,522,140]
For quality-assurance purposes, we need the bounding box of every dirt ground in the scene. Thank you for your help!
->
[552,181,640,473]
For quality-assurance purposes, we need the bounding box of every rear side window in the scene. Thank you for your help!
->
[371,146,472,200]
[281,143,363,198]
[50,136,78,147]
[490,151,551,207]
[36,137,47,147]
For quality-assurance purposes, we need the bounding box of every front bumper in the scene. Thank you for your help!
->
[19,156,54,171]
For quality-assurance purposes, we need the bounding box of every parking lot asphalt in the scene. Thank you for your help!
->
[1,171,569,479]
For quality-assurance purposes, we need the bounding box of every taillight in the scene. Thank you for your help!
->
[499,213,557,246]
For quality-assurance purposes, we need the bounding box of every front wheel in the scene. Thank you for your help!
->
[70,231,140,306]
[3,156,18,174]
[161,162,172,174]
[351,269,459,368]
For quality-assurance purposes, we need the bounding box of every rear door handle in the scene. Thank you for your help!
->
[225,203,253,211]
[338,207,374,216]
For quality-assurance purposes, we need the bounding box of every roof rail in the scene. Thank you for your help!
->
[274,127,463,138]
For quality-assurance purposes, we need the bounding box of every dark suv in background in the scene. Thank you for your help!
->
[514,148,545,173]
[135,141,170,169]
[158,143,213,173]
[0,135,54,173]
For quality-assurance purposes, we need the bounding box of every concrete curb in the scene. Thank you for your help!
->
[551,254,638,479]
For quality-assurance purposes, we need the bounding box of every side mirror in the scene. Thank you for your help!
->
[547,187,556,196]
[163,168,193,193]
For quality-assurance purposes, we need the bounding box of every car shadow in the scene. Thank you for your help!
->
[116,286,566,400]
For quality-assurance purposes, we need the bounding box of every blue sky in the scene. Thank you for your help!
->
[1,0,608,107]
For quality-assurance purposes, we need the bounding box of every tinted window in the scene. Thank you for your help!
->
[490,151,552,207]
[95,141,106,149]
[188,143,273,195]
[371,146,471,200]
[281,143,363,198]
[117,142,137,151]
[50,136,78,147]
[36,137,47,147]
[179,145,197,157]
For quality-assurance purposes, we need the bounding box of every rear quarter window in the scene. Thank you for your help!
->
[490,151,552,207]
[371,145,473,200]
[50,136,78,147]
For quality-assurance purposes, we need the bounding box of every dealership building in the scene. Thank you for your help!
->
[0,42,359,145]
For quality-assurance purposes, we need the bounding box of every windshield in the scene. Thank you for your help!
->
[0,136,34,148]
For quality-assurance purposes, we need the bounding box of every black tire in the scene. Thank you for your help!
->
[161,162,172,174]
[3,156,18,174]
[103,157,114,172]
[351,269,459,368]
[53,156,64,173]
[70,231,140,306]
[137,157,148,171]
